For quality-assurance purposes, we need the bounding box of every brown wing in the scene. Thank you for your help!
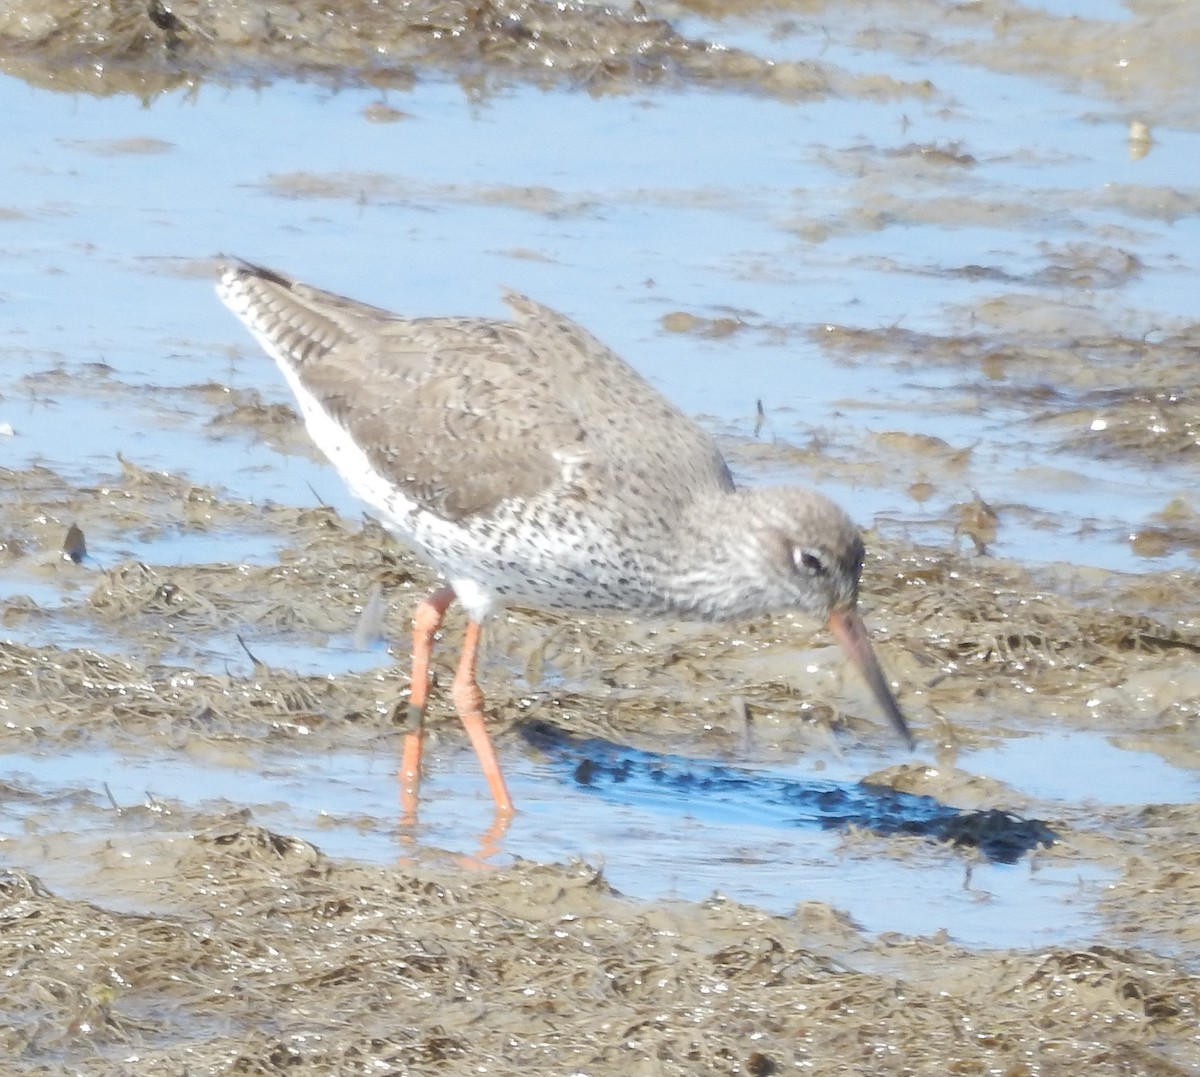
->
[501,290,735,505]
[219,262,587,521]
[218,261,733,523]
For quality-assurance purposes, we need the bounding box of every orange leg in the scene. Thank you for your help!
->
[399,588,514,824]
[400,586,456,818]
[451,620,514,819]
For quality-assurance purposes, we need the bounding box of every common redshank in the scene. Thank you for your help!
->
[216,260,915,819]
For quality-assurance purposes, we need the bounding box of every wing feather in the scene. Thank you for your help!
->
[218,262,732,526]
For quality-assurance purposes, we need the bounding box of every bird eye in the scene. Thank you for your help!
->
[794,548,828,576]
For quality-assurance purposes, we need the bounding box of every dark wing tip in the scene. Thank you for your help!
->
[217,256,295,291]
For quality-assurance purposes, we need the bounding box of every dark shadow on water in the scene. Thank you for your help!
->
[517,720,1056,864]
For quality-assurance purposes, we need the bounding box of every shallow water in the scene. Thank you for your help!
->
[4,53,1198,569]
[0,733,1151,948]
[2,0,1199,963]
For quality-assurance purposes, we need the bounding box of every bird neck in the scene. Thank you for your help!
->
[642,488,776,621]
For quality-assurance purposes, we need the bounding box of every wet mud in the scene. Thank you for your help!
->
[0,0,919,101]
[1,452,1198,1073]
[3,1,1200,1074]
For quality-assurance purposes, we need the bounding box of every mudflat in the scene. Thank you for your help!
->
[1,2,1198,1073]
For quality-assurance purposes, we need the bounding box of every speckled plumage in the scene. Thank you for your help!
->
[216,260,913,818]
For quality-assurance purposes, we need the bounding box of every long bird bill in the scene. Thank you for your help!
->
[826,606,916,750]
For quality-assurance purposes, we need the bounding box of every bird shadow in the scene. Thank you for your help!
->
[516,720,1056,865]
